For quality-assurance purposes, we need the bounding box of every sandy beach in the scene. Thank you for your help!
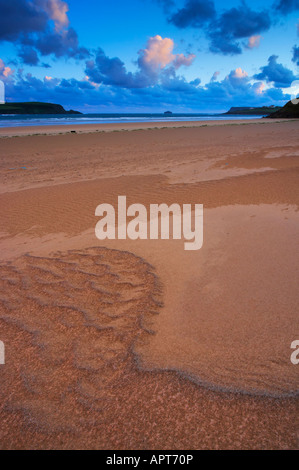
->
[0,119,298,449]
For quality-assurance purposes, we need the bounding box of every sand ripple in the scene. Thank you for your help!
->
[0,247,162,431]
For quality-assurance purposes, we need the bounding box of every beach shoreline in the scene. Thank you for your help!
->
[0,117,293,138]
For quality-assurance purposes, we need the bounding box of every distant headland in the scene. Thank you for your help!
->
[0,102,82,115]
[1,101,298,118]
[224,105,281,115]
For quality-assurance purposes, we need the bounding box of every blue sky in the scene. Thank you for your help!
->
[0,0,298,112]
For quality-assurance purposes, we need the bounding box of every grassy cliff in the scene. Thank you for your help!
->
[225,106,281,115]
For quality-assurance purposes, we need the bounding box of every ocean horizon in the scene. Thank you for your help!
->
[0,112,263,127]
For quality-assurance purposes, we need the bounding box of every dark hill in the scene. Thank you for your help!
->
[0,102,82,115]
[265,99,299,118]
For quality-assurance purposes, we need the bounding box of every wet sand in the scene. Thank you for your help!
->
[0,120,298,449]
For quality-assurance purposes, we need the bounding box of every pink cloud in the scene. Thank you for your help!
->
[173,53,195,68]
[225,68,249,88]
[46,0,69,31]
[0,58,14,79]
[138,35,195,72]
[232,67,248,79]
[247,35,261,49]
[211,71,220,81]
[253,82,265,95]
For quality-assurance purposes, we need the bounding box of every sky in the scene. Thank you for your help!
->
[0,0,298,112]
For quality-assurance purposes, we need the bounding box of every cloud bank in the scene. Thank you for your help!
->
[0,51,291,112]
[85,35,195,89]
[159,0,292,55]
[254,55,297,87]
[0,0,89,65]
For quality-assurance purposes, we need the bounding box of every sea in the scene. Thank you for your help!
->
[0,113,263,127]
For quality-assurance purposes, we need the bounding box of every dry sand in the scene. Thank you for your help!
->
[0,120,298,449]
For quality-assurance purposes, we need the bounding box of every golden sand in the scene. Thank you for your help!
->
[0,120,298,449]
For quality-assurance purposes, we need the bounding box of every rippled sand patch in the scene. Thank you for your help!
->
[0,246,298,450]
[0,247,162,432]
